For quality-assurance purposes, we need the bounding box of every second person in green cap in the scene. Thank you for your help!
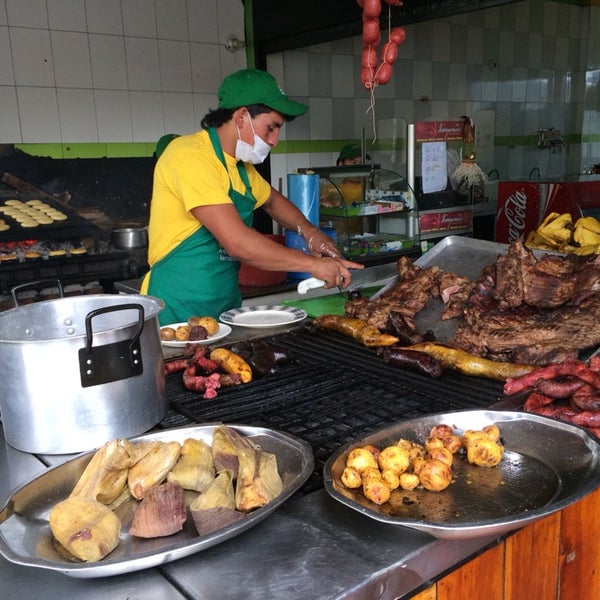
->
[142,68,363,325]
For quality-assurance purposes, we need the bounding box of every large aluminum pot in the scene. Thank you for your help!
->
[0,294,168,454]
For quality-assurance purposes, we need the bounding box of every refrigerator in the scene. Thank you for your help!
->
[495,176,600,244]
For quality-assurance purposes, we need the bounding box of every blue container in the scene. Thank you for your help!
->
[287,173,320,226]
[285,227,337,281]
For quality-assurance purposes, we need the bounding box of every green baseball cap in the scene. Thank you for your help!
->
[218,69,308,117]
[338,143,370,162]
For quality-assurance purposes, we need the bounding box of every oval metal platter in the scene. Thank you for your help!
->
[0,424,313,578]
[324,409,600,540]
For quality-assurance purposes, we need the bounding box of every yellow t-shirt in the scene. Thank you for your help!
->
[144,129,272,278]
[320,179,364,207]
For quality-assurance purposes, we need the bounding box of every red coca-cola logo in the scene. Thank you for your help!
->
[504,189,528,243]
[495,183,542,244]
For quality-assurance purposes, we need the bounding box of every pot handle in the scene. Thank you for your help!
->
[78,303,145,388]
[11,279,64,306]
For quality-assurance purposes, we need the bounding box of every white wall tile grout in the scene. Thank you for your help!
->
[0,0,597,181]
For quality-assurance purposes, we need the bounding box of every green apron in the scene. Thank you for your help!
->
[147,127,257,325]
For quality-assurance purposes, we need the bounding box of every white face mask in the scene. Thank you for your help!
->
[235,115,271,164]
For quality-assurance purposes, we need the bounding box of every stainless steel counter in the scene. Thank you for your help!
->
[0,275,500,598]
[0,422,498,600]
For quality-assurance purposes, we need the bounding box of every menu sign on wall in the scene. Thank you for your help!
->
[414,120,464,142]
[419,208,473,234]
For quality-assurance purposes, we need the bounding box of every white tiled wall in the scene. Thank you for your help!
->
[269,0,600,184]
[0,0,246,143]
[0,0,598,186]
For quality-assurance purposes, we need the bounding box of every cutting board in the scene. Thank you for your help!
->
[282,286,382,318]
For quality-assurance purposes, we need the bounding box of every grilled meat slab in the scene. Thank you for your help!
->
[345,241,600,366]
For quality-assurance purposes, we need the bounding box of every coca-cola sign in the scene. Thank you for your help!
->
[495,183,542,244]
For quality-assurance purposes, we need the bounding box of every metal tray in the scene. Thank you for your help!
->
[0,424,313,578]
[413,235,509,278]
[371,236,510,343]
[324,410,600,540]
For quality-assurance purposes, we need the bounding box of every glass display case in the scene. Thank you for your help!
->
[300,164,419,260]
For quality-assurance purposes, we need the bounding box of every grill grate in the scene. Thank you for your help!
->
[159,326,505,494]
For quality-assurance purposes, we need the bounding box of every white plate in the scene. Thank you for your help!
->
[219,305,307,328]
[160,323,232,347]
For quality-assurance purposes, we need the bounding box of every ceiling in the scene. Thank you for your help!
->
[249,0,522,61]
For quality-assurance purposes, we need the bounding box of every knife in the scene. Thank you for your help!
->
[297,262,398,294]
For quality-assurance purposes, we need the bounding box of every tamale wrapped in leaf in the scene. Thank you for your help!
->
[107,485,133,511]
[235,447,283,512]
[211,426,240,477]
[211,426,283,512]
[128,441,181,499]
[167,438,216,492]
[129,482,187,538]
[189,470,245,536]
[70,438,138,505]
[49,496,121,562]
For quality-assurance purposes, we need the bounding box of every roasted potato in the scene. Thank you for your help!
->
[425,436,445,451]
[429,424,454,439]
[160,327,176,341]
[189,316,219,336]
[482,424,501,442]
[417,458,453,492]
[426,446,453,468]
[377,445,410,474]
[380,468,400,491]
[209,348,253,383]
[362,444,381,461]
[175,325,191,341]
[341,466,362,489]
[465,437,504,467]
[346,447,378,473]
[362,474,391,505]
[339,422,505,502]
[399,472,420,490]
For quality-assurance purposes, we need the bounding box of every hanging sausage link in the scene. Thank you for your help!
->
[357,0,406,89]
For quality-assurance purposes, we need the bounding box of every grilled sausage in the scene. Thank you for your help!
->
[381,347,443,378]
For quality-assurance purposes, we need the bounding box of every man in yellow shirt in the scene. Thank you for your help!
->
[320,143,369,207]
[142,69,362,324]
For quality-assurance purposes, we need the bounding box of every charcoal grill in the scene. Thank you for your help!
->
[159,326,505,494]
[0,192,140,297]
